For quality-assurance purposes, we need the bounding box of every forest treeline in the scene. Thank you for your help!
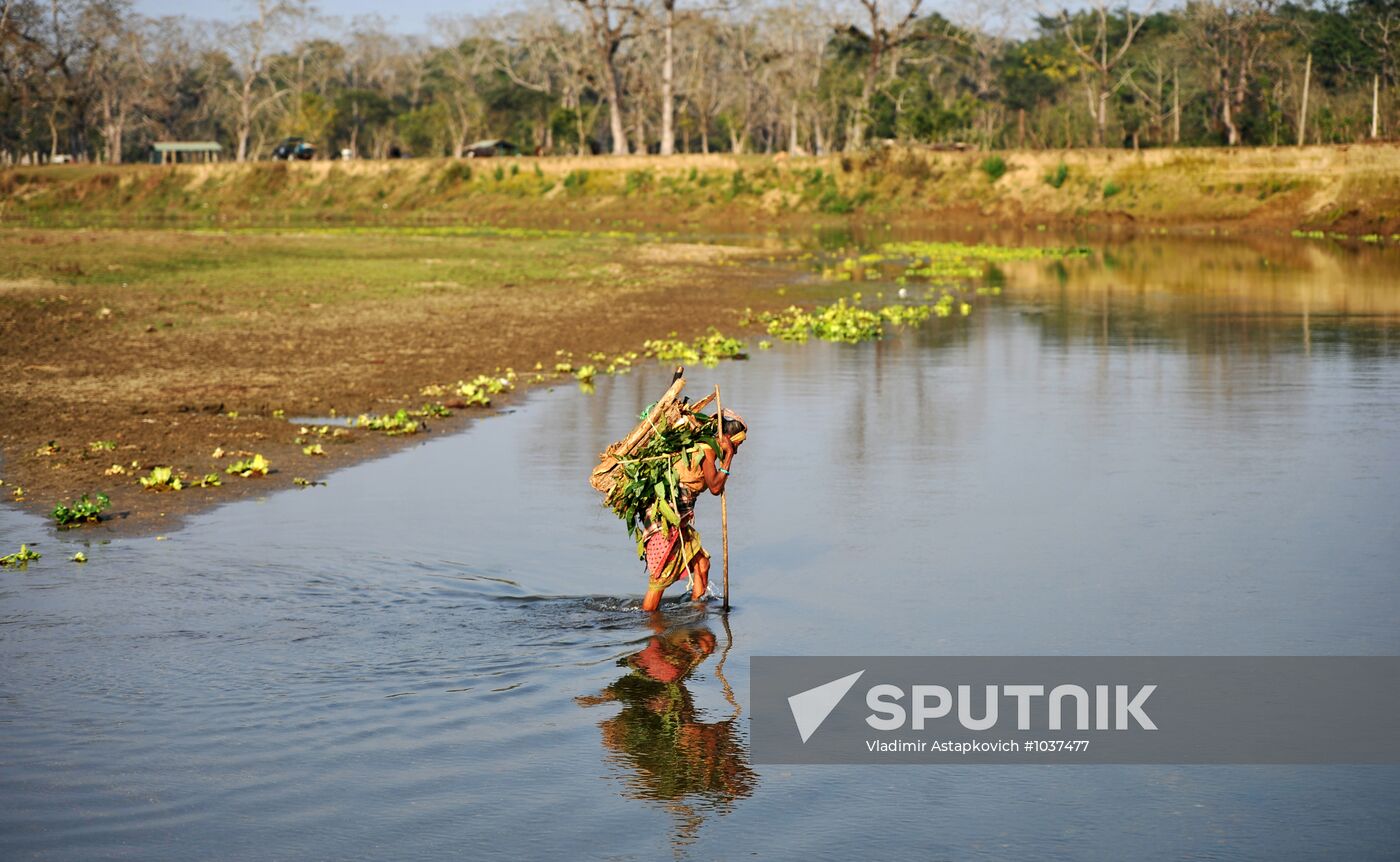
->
[1,0,1397,164]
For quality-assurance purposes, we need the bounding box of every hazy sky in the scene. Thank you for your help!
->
[132,0,513,35]
[130,0,1102,40]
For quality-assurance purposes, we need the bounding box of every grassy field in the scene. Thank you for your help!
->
[0,226,801,533]
[4,145,1400,234]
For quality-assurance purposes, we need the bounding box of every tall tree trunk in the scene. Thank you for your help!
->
[1096,81,1109,147]
[1297,53,1311,147]
[47,107,59,158]
[789,100,800,153]
[1219,67,1239,146]
[1371,73,1380,139]
[1173,64,1181,144]
[660,2,675,155]
[603,57,627,154]
[849,55,879,151]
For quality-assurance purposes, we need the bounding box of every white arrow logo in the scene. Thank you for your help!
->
[788,670,866,743]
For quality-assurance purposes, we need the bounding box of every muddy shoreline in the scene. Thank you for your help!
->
[0,228,811,537]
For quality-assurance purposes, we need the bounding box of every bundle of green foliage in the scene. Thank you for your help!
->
[606,408,720,548]
[52,493,111,526]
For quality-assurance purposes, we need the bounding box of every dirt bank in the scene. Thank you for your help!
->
[0,227,809,536]
[4,144,1400,235]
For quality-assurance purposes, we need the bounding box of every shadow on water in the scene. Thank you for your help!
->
[577,610,754,852]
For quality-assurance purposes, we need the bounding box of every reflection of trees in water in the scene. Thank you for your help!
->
[995,239,1400,361]
[578,614,755,849]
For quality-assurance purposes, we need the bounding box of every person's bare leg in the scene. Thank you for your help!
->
[691,555,710,601]
[642,586,663,612]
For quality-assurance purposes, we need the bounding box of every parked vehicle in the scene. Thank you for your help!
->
[272,137,316,160]
[463,139,520,158]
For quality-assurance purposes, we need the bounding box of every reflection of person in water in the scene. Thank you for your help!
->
[577,617,755,813]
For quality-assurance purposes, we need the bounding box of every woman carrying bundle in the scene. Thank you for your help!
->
[639,410,746,612]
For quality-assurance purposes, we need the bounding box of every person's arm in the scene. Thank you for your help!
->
[701,438,735,494]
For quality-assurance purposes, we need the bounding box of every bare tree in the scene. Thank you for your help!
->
[678,12,723,152]
[82,1,141,162]
[425,19,491,157]
[1056,1,1153,147]
[757,0,829,153]
[220,0,307,161]
[949,0,1013,146]
[569,0,642,154]
[1185,0,1284,146]
[841,0,924,150]
[23,0,117,159]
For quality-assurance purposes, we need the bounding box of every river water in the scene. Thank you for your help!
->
[2,235,1398,860]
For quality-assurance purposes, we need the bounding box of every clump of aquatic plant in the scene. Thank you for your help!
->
[810,297,884,342]
[302,443,326,456]
[822,241,1087,287]
[140,466,184,491]
[880,303,933,327]
[753,293,940,344]
[104,464,126,476]
[643,329,746,366]
[356,409,421,436]
[34,440,60,457]
[751,306,812,342]
[88,440,117,453]
[72,552,87,563]
[414,403,452,418]
[11,486,25,501]
[225,454,270,477]
[1,545,41,567]
[454,374,513,406]
[194,473,221,487]
[51,493,111,526]
[293,477,325,487]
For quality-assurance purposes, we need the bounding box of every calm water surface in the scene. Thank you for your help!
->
[2,236,1399,860]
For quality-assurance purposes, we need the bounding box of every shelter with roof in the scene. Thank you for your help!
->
[151,142,223,164]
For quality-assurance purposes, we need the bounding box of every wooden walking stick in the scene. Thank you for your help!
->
[714,385,730,611]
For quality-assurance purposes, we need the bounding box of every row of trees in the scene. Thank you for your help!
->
[1,0,1397,164]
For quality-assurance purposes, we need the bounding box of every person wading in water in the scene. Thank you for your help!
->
[639,410,746,612]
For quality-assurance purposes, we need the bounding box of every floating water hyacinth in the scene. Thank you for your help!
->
[822,240,1089,285]
[748,292,934,344]
[643,329,746,366]
[1,544,41,566]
